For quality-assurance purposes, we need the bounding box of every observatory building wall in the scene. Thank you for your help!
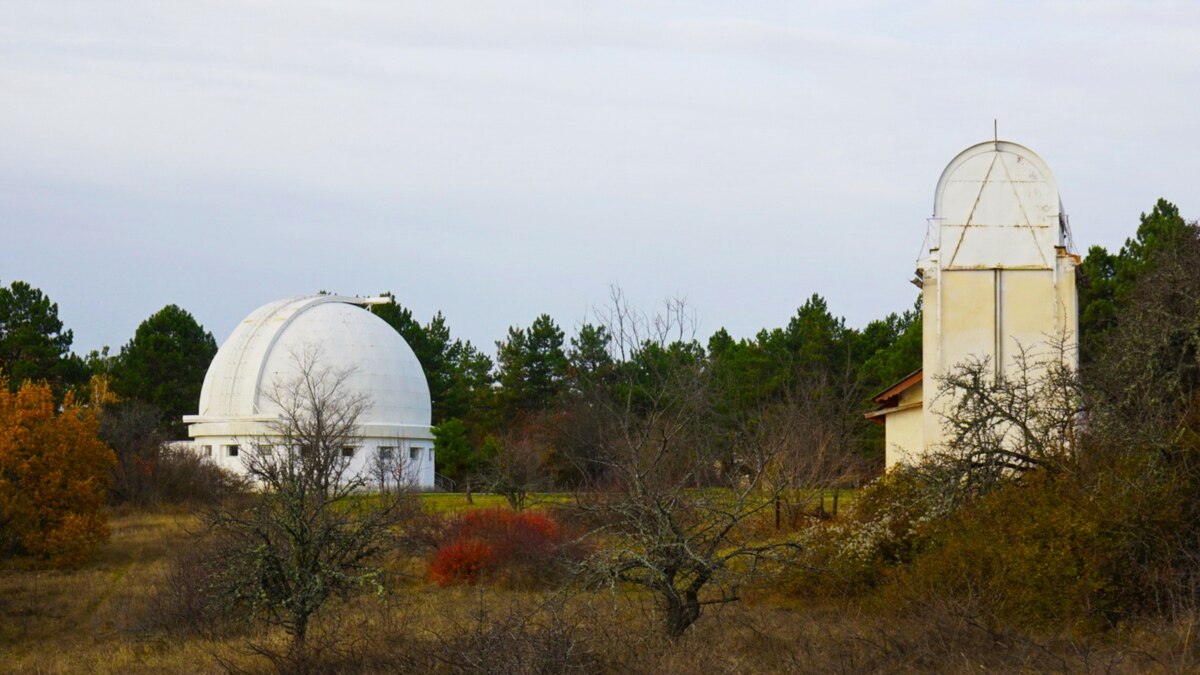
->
[898,140,1080,462]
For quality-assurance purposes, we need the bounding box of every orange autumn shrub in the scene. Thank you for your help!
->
[0,377,116,567]
[429,508,577,587]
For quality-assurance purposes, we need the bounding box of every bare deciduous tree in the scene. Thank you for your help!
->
[484,426,550,511]
[204,347,417,665]
[766,377,867,525]
[931,336,1082,493]
[565,288,843,638]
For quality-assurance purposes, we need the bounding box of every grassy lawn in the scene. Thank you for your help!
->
[417,492,572,513]
[417,489,851,514]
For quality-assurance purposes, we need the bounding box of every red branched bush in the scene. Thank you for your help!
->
[429,508,576,587]
[429,539,495,586]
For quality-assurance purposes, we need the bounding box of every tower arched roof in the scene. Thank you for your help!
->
[932,140,1069,269]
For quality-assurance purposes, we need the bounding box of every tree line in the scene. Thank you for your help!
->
[0,281,922,489]
[373,289,923,491]
[0,289,217,437]
[1,196,1187,495]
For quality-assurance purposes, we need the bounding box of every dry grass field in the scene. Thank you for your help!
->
[2,501,1199,674]
[0,508,229,672]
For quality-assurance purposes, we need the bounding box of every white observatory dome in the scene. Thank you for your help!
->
[184,295,436,488]
[196,295,431,427]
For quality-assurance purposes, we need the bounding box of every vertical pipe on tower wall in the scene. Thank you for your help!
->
[994,269,1003,380]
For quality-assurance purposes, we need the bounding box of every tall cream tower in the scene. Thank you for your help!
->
[872,140,1080,466]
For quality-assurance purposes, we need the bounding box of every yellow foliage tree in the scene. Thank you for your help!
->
[0,377,116,567]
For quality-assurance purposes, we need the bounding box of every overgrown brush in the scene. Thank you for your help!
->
[783,466,949,598]
[147,532,249,639]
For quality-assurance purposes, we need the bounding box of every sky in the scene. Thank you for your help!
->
[2,1,1198,356]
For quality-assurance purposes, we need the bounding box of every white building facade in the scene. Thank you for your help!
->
[183,295,436,488]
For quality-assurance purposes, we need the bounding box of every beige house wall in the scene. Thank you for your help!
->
[884,380,924,468]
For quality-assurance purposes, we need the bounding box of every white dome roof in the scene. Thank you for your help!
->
[194,296,431,429]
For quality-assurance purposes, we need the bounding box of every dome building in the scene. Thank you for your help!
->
[183,295,435,488]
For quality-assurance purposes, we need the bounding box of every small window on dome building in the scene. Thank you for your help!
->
[227,444,239,458]
[341,446,355,458]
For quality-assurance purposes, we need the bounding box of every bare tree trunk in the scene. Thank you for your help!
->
[290,617,308,666]
[662,588,703,639]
